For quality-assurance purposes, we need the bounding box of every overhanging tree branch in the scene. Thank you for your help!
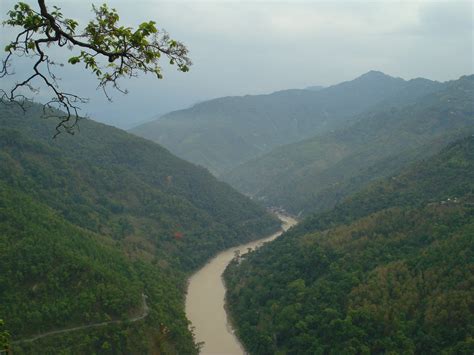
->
[1,0,191,136]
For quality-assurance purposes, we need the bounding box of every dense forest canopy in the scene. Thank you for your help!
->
[1,1,472,354]
[224,136,474,354]
[0,102,279,353]
[223,74,474,216]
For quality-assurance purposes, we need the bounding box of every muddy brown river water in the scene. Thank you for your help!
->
[185,215,297,355]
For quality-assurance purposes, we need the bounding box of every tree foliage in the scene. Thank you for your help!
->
[224,136,474,354]
[0,102,279,353]
[223,75,474,216]
[0,319,10,352]
[1,0,191,134]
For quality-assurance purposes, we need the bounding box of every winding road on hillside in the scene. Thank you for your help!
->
[12,293,149,345]
[13,216,296,352]
[186,214,297,355]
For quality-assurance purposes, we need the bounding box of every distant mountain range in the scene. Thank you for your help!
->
[3,66,473,354]
[131,71,442,175]
[305,85,325,91]
[222,75,474,216]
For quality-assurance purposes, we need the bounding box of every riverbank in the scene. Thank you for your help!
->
[185,214,297,354]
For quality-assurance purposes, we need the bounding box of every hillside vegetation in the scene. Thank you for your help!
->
[224,75,474,216]
[131,71,442,175]
[0,102,279,353]
[224,136,474,354]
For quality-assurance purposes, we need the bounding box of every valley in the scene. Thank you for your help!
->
[1,72,472,355]
[1,1,472,354]
[0,102,279,353]
[131,71,440,176]
[223,75,474,216]
[186,214,297,355]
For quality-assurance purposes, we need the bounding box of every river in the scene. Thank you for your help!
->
[185,214,297,355]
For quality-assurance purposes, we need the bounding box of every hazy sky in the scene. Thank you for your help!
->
[1,0,473,128]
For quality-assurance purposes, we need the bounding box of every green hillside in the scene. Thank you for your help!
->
[0,102,279,353]
[131,71,441,175]
[224,136,474,354]
[224,75,474,216]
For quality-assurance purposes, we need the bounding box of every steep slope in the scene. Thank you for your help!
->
[131,71,440,175]
[224,136,474,354]
[0,102,279,353]
[0,185,172,353]
[224,75,474,215]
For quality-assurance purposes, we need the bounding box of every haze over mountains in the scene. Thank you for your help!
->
[218,71,473,354]
[224,74,474,215]
[131,71,473,217]
[2,68,473,354]
[131,71,443,175]
[1,0,472,352]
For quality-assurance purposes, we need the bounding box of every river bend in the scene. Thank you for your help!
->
[185,215,297,354]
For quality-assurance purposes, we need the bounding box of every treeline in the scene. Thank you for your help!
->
[224,136,474,354]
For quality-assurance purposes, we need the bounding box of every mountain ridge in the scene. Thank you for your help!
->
[222,74,473,215]
[130,71,438,175]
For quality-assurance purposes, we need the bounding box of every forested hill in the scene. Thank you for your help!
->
[223,74,474,216]
[0,102,279,353]
[224,136,474,354]
[130,71,442,175]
